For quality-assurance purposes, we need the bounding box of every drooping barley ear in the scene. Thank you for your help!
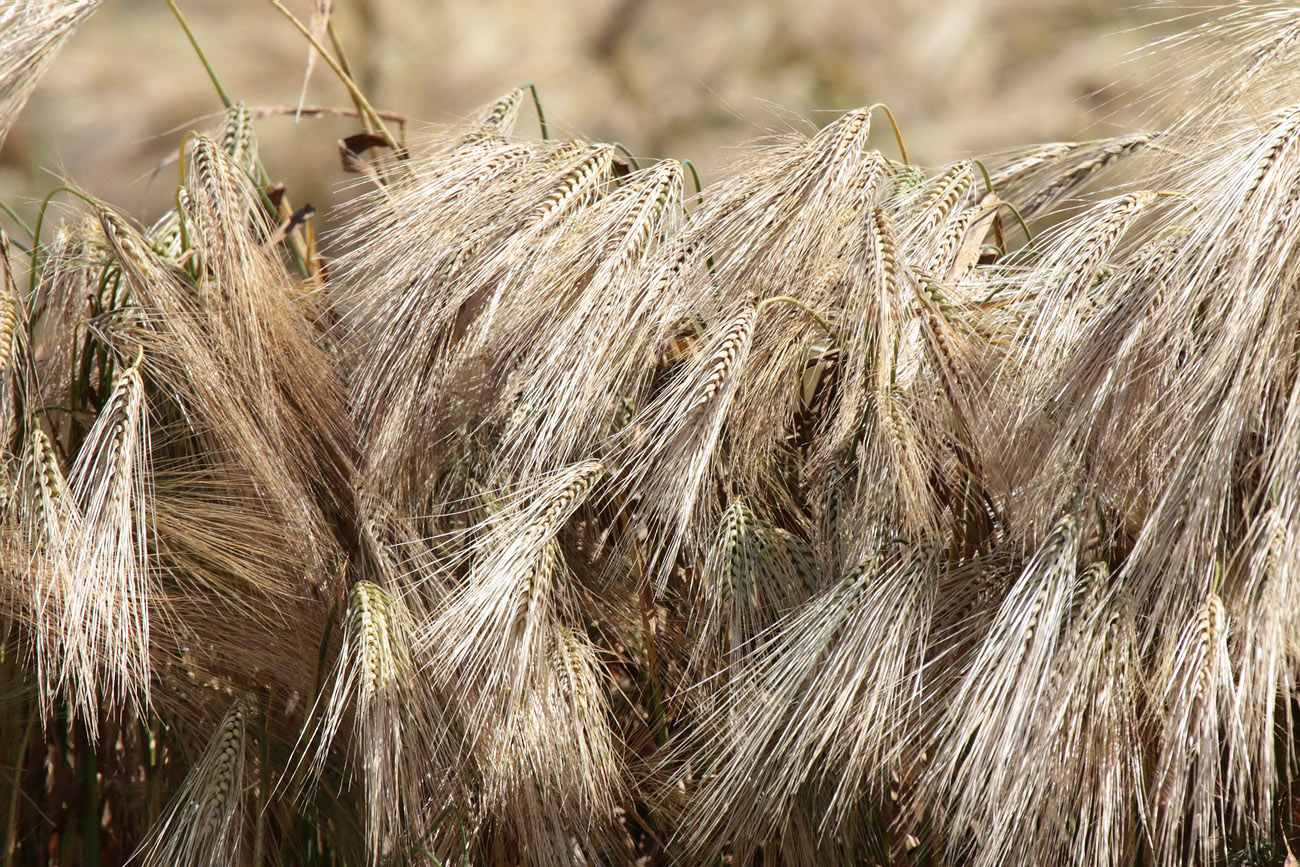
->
[611,301,759,590]
[1150,590,1236,867]
[99,207,201,312]
[219,100,258,172]
[13,420,79,715]
[1006,133,1155,216]
[187,134,255,258]
[689,302,758,415]
[420,461,617,858]
[303,582,372,773]
[525,144,616,228]
[473,86,525,135]
[0,0,103,145]
[928,514,1081,864]
[149,102,258,258]
[137,696,250,867]
[866,206,944,532]
[542,620,619,794]
[947,555,1143,867]
[809,106,873,179]
[305,578,450,861]
[526,460,607,543]
[815,205,893,463]
[674,543,938,862]
[1240,23,1300,89]
[924,203,980,278]
[887,159,926,199]
[0,233,25,449]
[986,141,1081,190]
[911,160,977,236]
[1067,192,1161,293]
[0,233,20,377]
[1010,190,1165,405]
[106,151,356,577]
[688,500,809,681]
[65,349,153,726]
[490,160,683,478]
[1233,103,1300,218]
[147,187,192,262]
[600,159,681,260]
[911,268,983,444]
[352,580,397,701]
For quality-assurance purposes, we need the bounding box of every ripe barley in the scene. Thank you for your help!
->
[912,160,976,235]
[63,349,153,724]
[475,86,525,134]
[139,697,249,867]
[526,144,616,228]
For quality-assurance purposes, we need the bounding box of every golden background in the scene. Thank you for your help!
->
[1,0,1185,222]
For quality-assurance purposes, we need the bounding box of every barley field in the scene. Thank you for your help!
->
[2,1,1300,865]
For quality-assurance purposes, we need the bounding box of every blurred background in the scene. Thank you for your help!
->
[0,0,1188,224]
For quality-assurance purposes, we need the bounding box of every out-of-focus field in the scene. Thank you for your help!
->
[2,0,1179,225]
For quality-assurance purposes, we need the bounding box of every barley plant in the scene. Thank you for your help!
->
[6,1,1300,865]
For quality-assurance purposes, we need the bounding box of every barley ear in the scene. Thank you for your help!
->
[137,696,251,867]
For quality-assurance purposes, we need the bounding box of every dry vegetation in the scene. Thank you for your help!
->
[4,1,1300,866]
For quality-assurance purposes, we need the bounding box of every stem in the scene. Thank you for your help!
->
[267,0,400,153]
[76,721,99,867]
[611,142,641,170]
[614,494,666,744]
[0,204,33,241]
[522,83,549,140]
[166,0,233,108]
[165,8,313,275]
[325,17,375,138]
[971,158,995,197]
[1,665,33,867]
[681,159,704,206]
[253,695,272,867]
[757,295,836,337]
[978,198,1034,247]
[1001,201,1033,245]
[869,103,910,165]
[142,718,163,833]
[638,566,667,745]
[29,186,100,297]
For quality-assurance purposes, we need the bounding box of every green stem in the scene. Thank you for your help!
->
[1,663,32,867]
[1000,201,1033,245]
[681,158,704,206]
[522,82,549,140]
[165,5,312,275]
[29,186,100,297]
[971,158,995,197]
[611,142,641,170]
[757,294,836,337]
[166,0,233,108]
[0,204,33,242]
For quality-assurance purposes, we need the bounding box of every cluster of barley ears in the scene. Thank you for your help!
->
[5,1,1300,865]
